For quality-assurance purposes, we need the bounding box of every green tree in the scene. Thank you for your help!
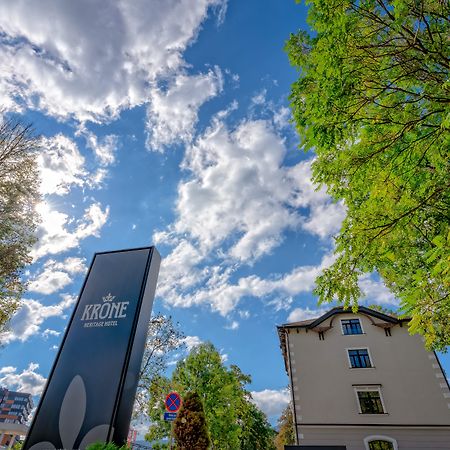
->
[173,391,210,450]
[145,374,173,445]
[172,343,245,449]
[146,343,274,450]
[239,401,276,450]
[274,404,295,450]
[0,119,40,333]
[287,0,450,349]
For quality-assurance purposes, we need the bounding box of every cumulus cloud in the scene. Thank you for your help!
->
[146,68,223,150]
[0,363,47,396]
[0,294,76,344]
[38,134,87,196]
[28,270,71,296]
[0,0,226,121]
[32,201,109,260]
[42,329,61,339]
[286,306,329,323]
[171,118,302,261]
[76,124,118,166]
[250,388,290,419]
[159,252,335,316]
[287,160,345,239]
[29,257,87,295]
[153,113,346,316]
[359,275,398,306]
[183,335,203,351]
[160,119,344,261]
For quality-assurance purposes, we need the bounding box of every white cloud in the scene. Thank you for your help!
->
[32,201,109,260]
[159,252,335,316]
[28,269,71,295]
[1,294,76,344]
[359,275,398,306]
[146,68,223,150]
[268,296,293,312]
[38,134,87,196]
[29,257,87,295]
[0,0,226,121]
[183,335,203,351]
[287,160,345,239]
[287,306,328,323]
[76,124,118,166]
[250,388,290,419]
[273,106,291,130]
[238,310,250,319]
[303,202,346,239]
[0,363,47,396]
[61,257,88,274]
[172,118,302,261]
[42,329,61,339]
[225,320,239,330]
[153,112,345,316]
[158,118,343,264]
[251,89,267,106]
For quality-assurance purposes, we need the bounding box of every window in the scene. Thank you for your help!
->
[348,349,372,368]
[341,319,363,335]
[368,441,394,450]
[357,390,385,414]
[364,436,398,450]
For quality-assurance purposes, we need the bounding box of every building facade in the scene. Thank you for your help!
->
[278,306,450,449]
[0,388,33,448]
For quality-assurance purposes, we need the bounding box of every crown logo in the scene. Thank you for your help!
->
[102,293,115,302]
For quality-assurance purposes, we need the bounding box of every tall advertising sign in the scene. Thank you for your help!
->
[23,247,161,450]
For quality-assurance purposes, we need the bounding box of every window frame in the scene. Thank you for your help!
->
[354,386,387,414]
[341,318,364,335]
[346,347,374,369]
[364,435,398,450]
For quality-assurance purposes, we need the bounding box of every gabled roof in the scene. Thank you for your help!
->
[279,306,405,331]
[277,306,409,373]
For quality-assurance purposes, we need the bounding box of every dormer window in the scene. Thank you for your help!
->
[341,318,363,335]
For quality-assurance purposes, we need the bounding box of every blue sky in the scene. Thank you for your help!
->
[0,0,448,433]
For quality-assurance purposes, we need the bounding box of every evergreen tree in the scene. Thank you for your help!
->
[173,391,210,450]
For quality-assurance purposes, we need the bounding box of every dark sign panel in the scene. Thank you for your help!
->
[24,247,160,450]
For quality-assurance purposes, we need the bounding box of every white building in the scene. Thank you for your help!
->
[278,306,450,449]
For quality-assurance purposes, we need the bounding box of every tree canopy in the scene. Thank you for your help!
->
[0,119,40,333]
[274,403,295,450]
[134,314,185,417]
[287,0,450,349]
[146,342,275,450]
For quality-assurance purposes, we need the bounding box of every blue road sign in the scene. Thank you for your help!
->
[164,412,177,421]
[165,391,181,412]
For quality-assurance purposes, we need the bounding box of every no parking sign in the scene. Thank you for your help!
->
[164,391,181,421]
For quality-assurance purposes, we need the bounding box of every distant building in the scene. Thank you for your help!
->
[278,306,450,449]
[0,388,33,448]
